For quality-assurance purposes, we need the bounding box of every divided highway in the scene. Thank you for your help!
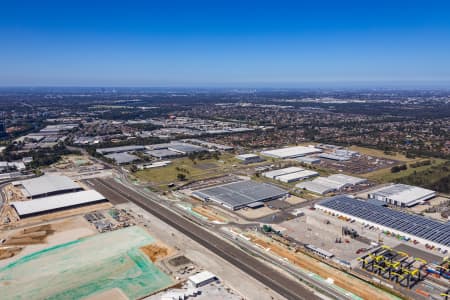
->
[89,178,320,300]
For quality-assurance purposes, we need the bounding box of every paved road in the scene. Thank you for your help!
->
[89,177,321,300]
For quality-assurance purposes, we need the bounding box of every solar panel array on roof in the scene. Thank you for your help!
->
[317,196,450,247]
[192,180,287,210]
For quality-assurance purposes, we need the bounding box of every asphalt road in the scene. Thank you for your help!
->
[88,177,320,300]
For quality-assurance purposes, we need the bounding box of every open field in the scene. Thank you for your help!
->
[348,146,415,162]
[134,154,237,189]
[361,158,447,183]
[0,226,173,300]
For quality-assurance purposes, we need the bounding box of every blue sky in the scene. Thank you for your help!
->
[1,0,450,87]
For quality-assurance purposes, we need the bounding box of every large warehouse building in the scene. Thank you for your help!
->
[296,174,367,195]
[13,175,83,199]
[263,167,318,183]
[262,167,304,179]
[192,180,288,210]
[96,145,146,155]
[315,195,450,252]
[11,190,107,218]
[368,184,436,207]
[260,146,322,159]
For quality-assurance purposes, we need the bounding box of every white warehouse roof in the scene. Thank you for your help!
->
[188,271,217,286]
[13,175,82,198]
[368,184,436,207]
[261,146,322,159]
[236,153,259,160]
[327,174,367,186]
[276,170,319,183]
[296,174,366,195]
[313,177,348,190]
[296,181,336,195]
[263,167,304,179]
[11,190,107,217]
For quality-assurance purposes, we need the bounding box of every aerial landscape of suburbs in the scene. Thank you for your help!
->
[1,1,450,300]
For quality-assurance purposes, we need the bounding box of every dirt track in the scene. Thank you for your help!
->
[250,235,394,300]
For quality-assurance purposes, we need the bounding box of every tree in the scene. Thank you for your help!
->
[177,173,186,181]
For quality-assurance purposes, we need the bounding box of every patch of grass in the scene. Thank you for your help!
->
[363,158,447,183]
[348,145,415,162]
[134,154,236,189]
[395,160,450,193]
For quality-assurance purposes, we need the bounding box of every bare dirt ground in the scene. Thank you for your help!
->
[237,206,279,219]
[12,202,112,227]
[4,224,54,245]
[0,215,96,267]
[285,195,308,205]
[0,247,22,260]
[85,288,129,300]
[140,241,175,262]
[192,206,227,223]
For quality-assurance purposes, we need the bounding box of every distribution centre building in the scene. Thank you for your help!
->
[296,174,367,195]
[105,152,139,164]
[262,167,304,179]
[192,180,288,210]
[11,190,108,218]
[367,184,436,207]
[235,153,263,164]
[260,146,322,159]
[315,195,450,252]
[13,175,83,199]
[276,170,319,183]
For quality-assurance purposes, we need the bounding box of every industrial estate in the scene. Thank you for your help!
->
[1,88,450,300]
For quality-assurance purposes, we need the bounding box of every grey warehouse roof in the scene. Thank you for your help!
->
[168,143,206,154]
[13,175,82,198]
[192,180,287,210]
[96,145,145,155]
[146,149,181,158]
[317,195,450,247]
[105,152,139,164]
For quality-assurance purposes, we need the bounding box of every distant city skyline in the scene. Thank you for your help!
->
[1,0,450,87]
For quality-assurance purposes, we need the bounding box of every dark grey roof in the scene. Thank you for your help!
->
[193,180,287,209]
[168,143,206,154]
[317,195,450,246]
[146,149,181,158]
[105,152,139,164]
[96,145,145,155]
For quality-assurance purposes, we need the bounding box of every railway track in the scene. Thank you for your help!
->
[90,177,320,300]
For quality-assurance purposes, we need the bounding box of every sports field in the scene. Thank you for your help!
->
[0,226,173,300]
